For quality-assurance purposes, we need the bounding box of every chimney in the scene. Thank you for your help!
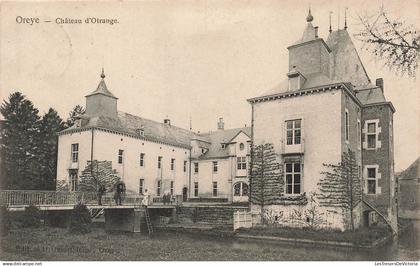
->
[217,117,224,130]
[314,26,319,38]
[164,118,171,126]
[376,78,384,93]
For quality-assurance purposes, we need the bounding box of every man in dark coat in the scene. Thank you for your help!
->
[97,184,106,205]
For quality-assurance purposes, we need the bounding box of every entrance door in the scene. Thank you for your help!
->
[182,187,188,202]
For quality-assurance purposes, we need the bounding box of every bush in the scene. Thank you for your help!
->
[69,203,92,233]
[19,205,42,228]
[0,205,11,236]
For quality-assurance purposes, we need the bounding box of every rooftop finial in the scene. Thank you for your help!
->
[306,5,314,22]
[329,11,333,33]
[344,7,348,30]
[101,68,105,79]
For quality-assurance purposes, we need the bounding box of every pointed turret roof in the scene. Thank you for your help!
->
[86,68,118,99]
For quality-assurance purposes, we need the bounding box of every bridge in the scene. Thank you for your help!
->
[0,190,179,211]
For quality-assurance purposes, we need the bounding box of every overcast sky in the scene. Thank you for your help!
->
[1,0,419,171]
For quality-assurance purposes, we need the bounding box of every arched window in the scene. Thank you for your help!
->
[239,143,245,150]
[233,182,248,197]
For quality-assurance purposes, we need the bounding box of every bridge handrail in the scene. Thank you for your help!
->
[0,190,145,207]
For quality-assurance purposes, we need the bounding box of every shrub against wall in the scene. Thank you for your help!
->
[78,160,120,193]
[0,206,11,236]
[69,203,92,233]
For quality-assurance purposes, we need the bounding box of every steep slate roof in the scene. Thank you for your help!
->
[398,158,420,181]
[257,29,381,102]
[355,87,387,105]
[61,111,203,148]
[196,127,251,159]
[86,78,118,99]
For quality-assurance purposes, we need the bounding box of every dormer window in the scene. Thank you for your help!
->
[287,67,306,91]
[136,128,145,137]
[221,144,226,149]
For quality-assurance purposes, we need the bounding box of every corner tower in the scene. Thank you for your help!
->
[85,69,118,118]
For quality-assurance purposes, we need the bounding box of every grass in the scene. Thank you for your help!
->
[0,225,366,261]
[235,225,392,245]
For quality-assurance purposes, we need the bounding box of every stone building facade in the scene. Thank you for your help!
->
[247,10,397,231]
[56,71,250,202]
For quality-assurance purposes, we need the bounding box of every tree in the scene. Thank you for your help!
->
[64,105,85,128]
[0,92,41,189]
[355,6,420,77]
[78,160,120,193]
[317,150,362,231]
[250,143,284,224]
[37,108,65,190]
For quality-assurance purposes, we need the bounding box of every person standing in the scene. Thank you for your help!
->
[97,184,106,205]
[142,189,150,208]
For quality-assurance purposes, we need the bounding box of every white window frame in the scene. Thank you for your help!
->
[69,170,78,191]
[139,178,145,194]
[157,180,161,196]
[357,119,361,150]
[194,162,199,174]
[213,161,218,173]
[286,119,302,145]
[118,149,124,164]
[364,165,381,195]
[285,162,302,195]
[237,157,247,170]
[71,143,79,163]
[233,182,249,197]
[363,119,381,150]
[213,182,218,197]
[171,158,175,171]
[345,109,349,143]
[194,182,199,197]
[170,181,174,195]
[140,153,145,167]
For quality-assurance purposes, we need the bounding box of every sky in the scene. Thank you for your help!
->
[0,0,419,172]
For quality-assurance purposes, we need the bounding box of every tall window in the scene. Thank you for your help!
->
[139,178,145,194]
[171,158,175,171]
[286,119,301,145]
[170,181,174,195]
[157,180,161,196]
[213,161,218,173]
[140,153,145,167]
[357,120,361,149]
[194,162,199,174]
[237,157,246,170]
[158,156,162,169]
[345,110,349,142]
[194,182,199,197]
[183,161,187,172]
[71,143,79,163]
[285,162,301,194]
[367,123,377,149]
[367,168,377,194]
[69,170,78,191]
[213,182,218,197]
[118,150,124,164]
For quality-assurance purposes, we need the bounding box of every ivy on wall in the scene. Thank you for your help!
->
[317,149,362,230]
[78,160,121,193]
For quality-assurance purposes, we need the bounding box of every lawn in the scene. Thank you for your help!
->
[0,225,365,261]
[236,225,393,246]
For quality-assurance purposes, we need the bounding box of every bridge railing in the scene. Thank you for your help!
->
[0,190,144,207]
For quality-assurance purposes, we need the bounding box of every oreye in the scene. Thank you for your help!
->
[16,16,40,25]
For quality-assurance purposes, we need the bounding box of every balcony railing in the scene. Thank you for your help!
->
[0,190,144,207]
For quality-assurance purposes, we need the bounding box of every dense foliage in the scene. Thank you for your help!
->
[69,203,92,233]
[0,92,80,190]
[317,150,362,231]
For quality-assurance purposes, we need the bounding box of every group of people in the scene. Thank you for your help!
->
[96,183,169,208]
